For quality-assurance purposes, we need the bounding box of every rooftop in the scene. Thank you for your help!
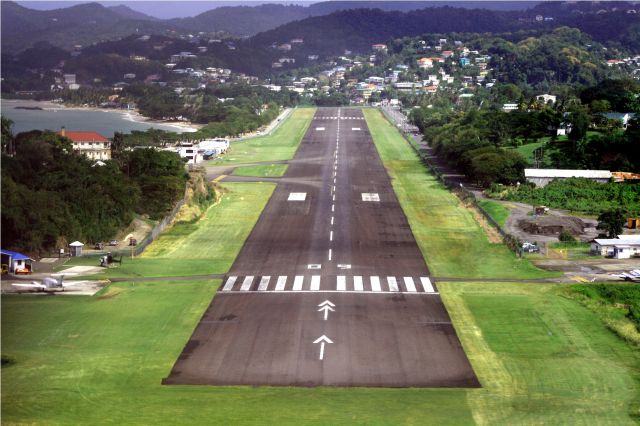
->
[525,169,612,179]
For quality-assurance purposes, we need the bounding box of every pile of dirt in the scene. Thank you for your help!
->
[518,215,587,236]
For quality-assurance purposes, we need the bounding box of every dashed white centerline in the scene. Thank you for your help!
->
[331,216,334,225]
[329,230,333,241]
[331,204,335,212]
[328,249,332,261]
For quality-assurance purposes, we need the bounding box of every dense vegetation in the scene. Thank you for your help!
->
[1,122,187,255]
[570,283,640,333]
[487,178,640,215]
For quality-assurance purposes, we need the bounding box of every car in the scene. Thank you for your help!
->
[109,240,119,246]
[94,242,104,250]
[522,242,540,253]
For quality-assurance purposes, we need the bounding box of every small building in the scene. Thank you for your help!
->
[536,94,557,104]
[69,241,85,257]
[524,169,612,187]
[503,103,519,111]
[57,128,111,161]
[591,235,640,258]
[417,58,434,69]
[459,57,470,66]
[1,249,34,274]
[372,44,387,52]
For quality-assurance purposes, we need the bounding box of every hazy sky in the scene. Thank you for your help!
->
[16,1,315,19]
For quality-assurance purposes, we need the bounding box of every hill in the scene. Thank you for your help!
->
[107,4,159,21]
[0,1,175,52]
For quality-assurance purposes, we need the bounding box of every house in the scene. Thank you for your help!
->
[536,94,557,104]
[372,44,387,52]
[57,128,111,160]
[524,169,612,187]
[459,57,470,66]
[442,50,454,58]
[502,103,519,111]
[591,235,640,258]
[278,43,292,51]
[417,58,434,69]
[602,112,635,129]
[1,249,34,274]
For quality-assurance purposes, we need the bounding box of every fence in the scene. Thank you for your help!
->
[133,193,187,256]
[380,108,524,257]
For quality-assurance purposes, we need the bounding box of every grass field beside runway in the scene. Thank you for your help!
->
[231,164,288,177]
[477,199,511,228]
[69,182,275,279]
[210,108,315,165]
[363,109,555,280]
[3,280,638,424]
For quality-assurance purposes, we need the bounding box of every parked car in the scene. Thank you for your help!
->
[109,240,119,246]
[94,242,104,250]
[522,241,540,253]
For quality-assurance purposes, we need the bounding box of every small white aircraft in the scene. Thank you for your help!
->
[612,269,640,283]
[11,275,83,292]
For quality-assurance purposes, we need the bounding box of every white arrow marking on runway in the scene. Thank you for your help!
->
[318,300,335,307]
[313,335,334,360]
[318,304,335,320]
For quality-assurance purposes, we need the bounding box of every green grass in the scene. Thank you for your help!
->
[3,281,639,424]
[210,108,315,165]
[363,109,556,280]
[477,199,511,228]
[547,242,593,259]
[231,164,288,177]
[77,182,275,279]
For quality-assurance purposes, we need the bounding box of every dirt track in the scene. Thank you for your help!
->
[164,108,479,388]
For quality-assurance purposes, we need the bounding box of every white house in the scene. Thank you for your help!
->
[591,235,640,258]
[525,169,612,187]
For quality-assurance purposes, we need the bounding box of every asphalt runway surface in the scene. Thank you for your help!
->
[165,108,479,387]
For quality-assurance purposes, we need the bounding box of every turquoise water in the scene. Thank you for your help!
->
[1,100,197,137]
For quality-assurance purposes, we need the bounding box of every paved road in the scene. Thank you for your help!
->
[164,108,479,387]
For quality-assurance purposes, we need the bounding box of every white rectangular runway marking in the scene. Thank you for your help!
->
[403,277,417,292]
[352,127,361,131]
[332,185,336,192]
[330,231,333,241]
[310,275,321,291]
[337,264,351,269]
[420,277,435,293]
[370,276,381,292]
[331,204,335,212]
[331,216,334,225]
[240,276,254,291]
[387,276,399,292]
[307,264,321,269]
[275,276,287,291]
[337,276,346,291]
[222,276,237,291]
[316,127,325,131]
[332,194,335,201]
[293,276,304,291]
[328,249,332,261]
[288,192,306,201]
[362,193,380,202]
[354,276,364,291]
[258,276,270,291]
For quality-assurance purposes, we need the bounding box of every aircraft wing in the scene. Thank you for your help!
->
[12,282,46,289]
[61,281,87,287]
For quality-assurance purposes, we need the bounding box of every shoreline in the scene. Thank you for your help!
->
[1,99,202,133]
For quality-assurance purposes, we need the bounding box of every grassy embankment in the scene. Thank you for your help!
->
[477,199,511,228]
[210,107,315,177]
[363,108,554,279]
[3,108,639,424]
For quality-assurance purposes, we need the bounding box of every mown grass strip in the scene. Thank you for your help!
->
[231,164,288,178]
[363,109,555,279]
[211,107,315,165]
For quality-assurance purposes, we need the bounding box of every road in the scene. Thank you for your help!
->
[164,107,479,387]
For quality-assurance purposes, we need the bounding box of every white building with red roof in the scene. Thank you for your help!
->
[57,127,111,160]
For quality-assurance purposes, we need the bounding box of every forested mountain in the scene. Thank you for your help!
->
[1,1,175,52]
[107,5,159,21]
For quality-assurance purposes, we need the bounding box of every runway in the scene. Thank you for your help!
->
[164,108,479,387]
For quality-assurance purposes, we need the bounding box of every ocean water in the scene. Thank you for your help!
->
[1,99,197,137]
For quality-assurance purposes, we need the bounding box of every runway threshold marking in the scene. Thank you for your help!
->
[404,277,417,292]
[258,276,270,291]
[275,275,287,291]
[222,276,237,291]
[387,276,400,292]
[354,275,364,291]
[420,277,436,293]
[240,276,254,291]
[310,275,321,291]
[293,275,304,290]
[370,276,382,292]
[337,275,346,291]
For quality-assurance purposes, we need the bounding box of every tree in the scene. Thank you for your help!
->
[596,208,626,238]
[1,116,14,154]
